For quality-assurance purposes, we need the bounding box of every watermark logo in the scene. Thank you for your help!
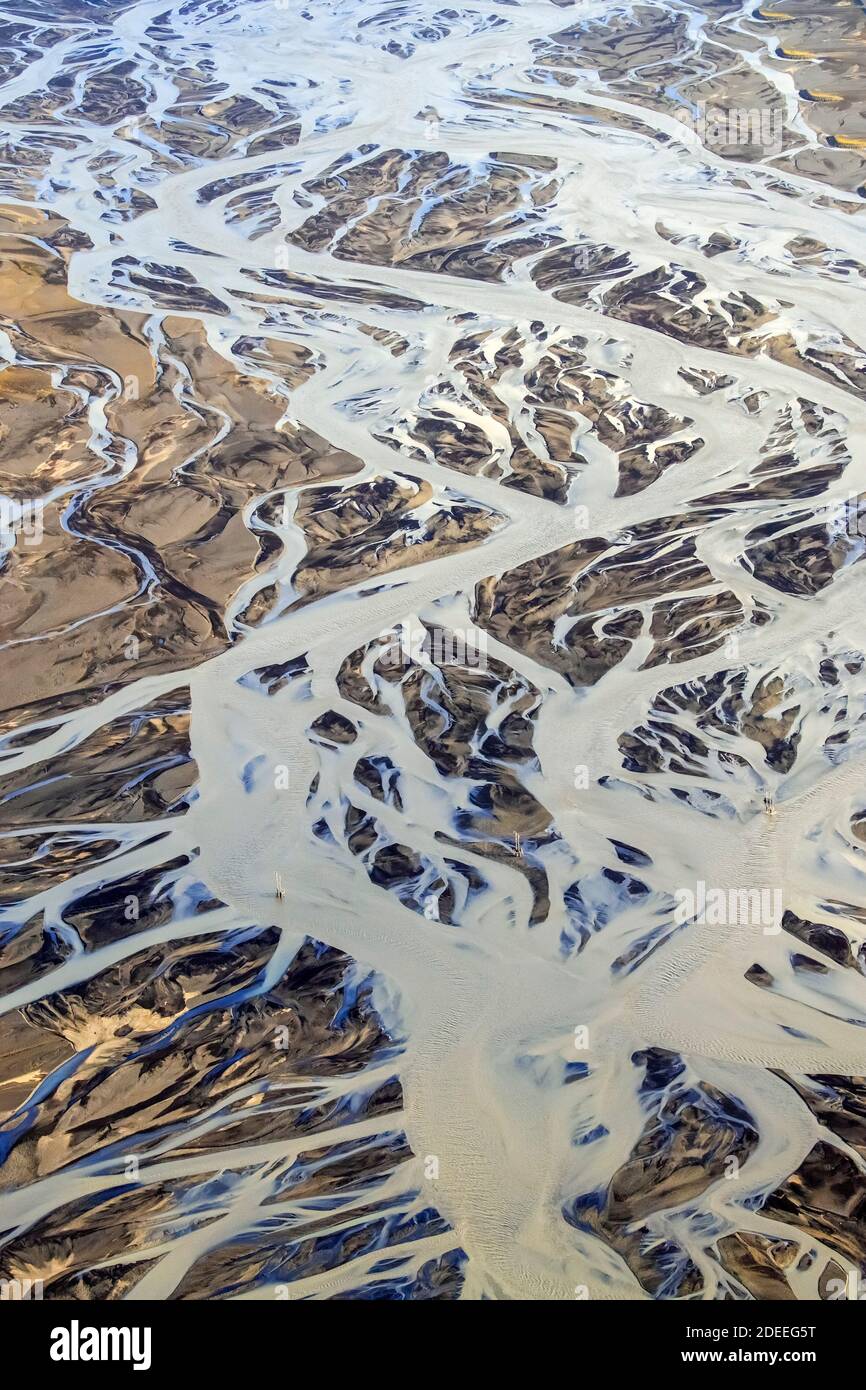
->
[826,1270,866,1300]
[675,102,784,156]
[0,1278,43,1300]
[829,492,866,540]
[49,1320,151,1371]
[376,624,488,672]
[674,880,782,934]
[0,497,43,547]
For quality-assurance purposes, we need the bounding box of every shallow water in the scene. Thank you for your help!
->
[0,0,865,1300]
